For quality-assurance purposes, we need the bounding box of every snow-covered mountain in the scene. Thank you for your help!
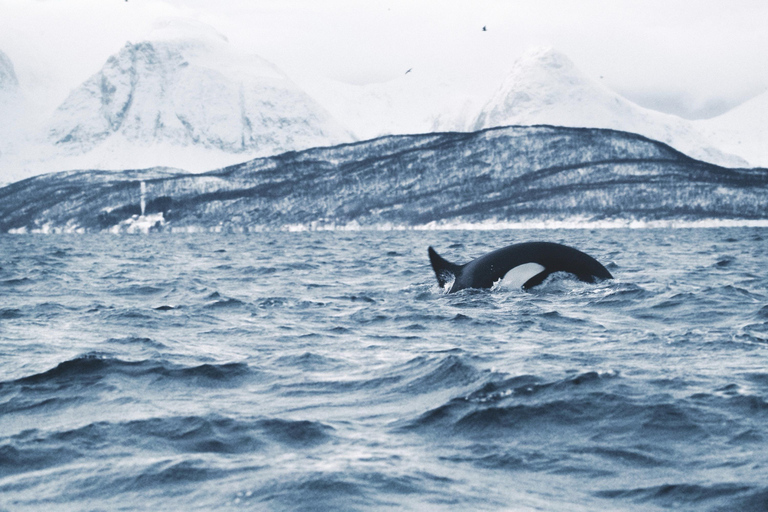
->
[472,47,746,168]
[303,47,748,169]
[695,90,768,168]
[1,34,762,187]
[43,21,353,172]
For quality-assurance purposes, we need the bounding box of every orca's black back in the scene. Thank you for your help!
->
[453,242,612,292]
[510,242,613,281]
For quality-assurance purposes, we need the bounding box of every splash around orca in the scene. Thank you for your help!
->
[428,242,613,293]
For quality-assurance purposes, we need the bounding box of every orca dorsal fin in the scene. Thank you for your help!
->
[428,246,463,289]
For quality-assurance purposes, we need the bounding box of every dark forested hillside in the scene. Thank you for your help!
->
[2,125,766,233]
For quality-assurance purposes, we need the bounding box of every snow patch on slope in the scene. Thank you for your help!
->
[695,91,768,168]
[297,68,490,140]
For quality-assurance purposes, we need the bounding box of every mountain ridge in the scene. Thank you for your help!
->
[471,47,746,168]
[301,47,749,169]
[2,124,765,234]
[47,36,353,157]
[0,36,764,184]
[696,90,768,168]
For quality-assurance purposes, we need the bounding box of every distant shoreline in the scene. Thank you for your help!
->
[6,217,768,235]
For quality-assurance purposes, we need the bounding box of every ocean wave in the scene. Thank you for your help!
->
[398,371,623,434]
[639,402,709,441]
[711,285,764,301]
[396,355,488,394]
[241,265,279,275]
[447,397,615,435]
[246,468,455,510]
[117,458,225,489]
[439,447,560,472]
[745,372,768,387]
[396,370,739,447]
[0,443,80,478]
[1,414,335,486]
[579,446,668,468]
[253,472,368,510]
[0,307,23,319]
[31,302,78,317]
[2,354,256,392]
[204,297,247,309]
[589,283,653,307]
[282,262,319,271]
[111,284,167,296]
[272,373,404,398]
[465,371,618,403]
[0,395,88,415]
[256,418,335,447]
[330,294,377,304]
[106,336,168,349]
[0,277,33,287]
[273,352,345,371]
[595,482,756,509]
[103,415,266,454]
[43,457,235,501]
[740,322,768,343]
[714,256,736,268]
[8,354,119,387]
[103,308,157,321]
[650,292,699,310]
[257,297,290,309]
[274,354,489,399]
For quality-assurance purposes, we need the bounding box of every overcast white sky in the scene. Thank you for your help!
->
[1,0,767,119]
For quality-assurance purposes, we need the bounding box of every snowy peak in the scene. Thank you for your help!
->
[474,47,612,129]
[473,47,746,167]
[47,28,353,160]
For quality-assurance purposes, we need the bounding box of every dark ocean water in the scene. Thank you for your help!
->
[1,228,767,511]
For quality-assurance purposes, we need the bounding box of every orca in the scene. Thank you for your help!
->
[428,242,613,293]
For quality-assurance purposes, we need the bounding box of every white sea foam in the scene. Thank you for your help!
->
[8,216,768,235]
[248,217,768,232]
